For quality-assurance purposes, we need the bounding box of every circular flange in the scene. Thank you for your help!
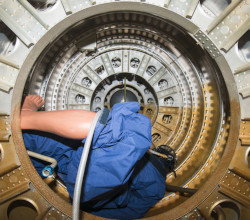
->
[10,2,240,219]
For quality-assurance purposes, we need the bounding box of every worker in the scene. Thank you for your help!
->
[21,95,176,219]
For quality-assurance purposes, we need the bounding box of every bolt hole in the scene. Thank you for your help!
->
[147,98,154,104]
[146,108,153,115]
[158,79,168,90]
[162,114,172,124]
[75,94,85,104]
[152,133,161,143]
[130,58,140,68]
[7,200,38,220]
[146,65,157,76]
[95,65,105,75]
[81,77,92,88]
[112,57,121,68]
[95,97,101,103]
[164,97,174,106]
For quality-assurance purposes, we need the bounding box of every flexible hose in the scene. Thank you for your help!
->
[27,150,57,168]
[27,150,58,177]
[72,110,102,220]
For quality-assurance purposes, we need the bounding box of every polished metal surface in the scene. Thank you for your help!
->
[0,0,249,220]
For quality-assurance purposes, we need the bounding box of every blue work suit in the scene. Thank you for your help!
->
[23,102,166,219]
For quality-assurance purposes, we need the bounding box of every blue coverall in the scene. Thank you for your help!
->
[23,102,166,219]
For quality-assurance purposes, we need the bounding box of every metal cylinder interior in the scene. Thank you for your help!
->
[23,11,231,216]
[0,1,249,220]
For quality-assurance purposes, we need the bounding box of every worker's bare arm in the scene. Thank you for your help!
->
[21,95,96,139]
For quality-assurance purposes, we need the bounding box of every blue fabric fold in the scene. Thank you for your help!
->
[67,102,152,202]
